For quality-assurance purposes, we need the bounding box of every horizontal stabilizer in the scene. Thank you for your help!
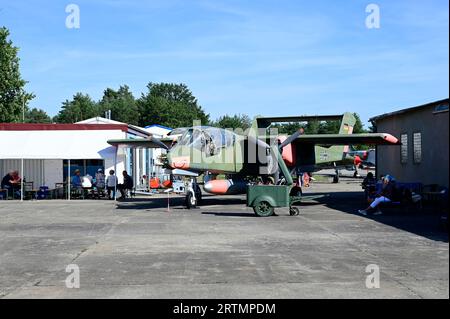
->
[290,133,400,146]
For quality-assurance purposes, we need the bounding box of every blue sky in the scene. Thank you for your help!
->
[0,0,448,125]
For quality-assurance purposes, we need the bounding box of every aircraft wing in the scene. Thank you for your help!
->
[108,137,169,149]
[291,133,400,146]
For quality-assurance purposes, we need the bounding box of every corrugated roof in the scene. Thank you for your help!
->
[369,98,449,122]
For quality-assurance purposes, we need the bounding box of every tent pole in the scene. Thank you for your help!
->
[114,147,117,200]
[68,159,71,201]
[20,158,24,202]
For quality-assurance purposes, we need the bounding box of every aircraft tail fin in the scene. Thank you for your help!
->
[339,112,356,135]
[330,112,356,156]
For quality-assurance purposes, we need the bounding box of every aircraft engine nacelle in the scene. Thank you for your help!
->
[203,179,247,195]
[277,136,296,167]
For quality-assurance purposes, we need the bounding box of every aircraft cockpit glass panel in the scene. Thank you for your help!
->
[179,129,193,146]
[223,129,235,147]
[191,129,204,150]
[178,128,203,150]
[204,127,223,147]
[178,127,235,156]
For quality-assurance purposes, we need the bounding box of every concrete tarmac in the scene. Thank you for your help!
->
[0,176,448,298]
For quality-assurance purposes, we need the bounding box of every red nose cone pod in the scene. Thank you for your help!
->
[204,179,247,195]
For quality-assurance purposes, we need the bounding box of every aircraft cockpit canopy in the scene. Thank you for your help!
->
[178,127,235,155]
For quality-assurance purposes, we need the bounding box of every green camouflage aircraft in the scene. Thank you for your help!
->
[108,112,399,207]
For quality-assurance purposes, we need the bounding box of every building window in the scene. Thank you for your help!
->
[433,104,449,114]
[413,132,422,164]
[400,134,408,164]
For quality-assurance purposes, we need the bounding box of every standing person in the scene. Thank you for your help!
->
[353,155,362,177]
[358,175,396,216]
[117,171,133,199]
[95,169,106,189]
[106,170,118,199]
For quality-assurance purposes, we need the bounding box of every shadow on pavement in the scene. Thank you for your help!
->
[202,212,257,218]
[114,190,448,242]
[311,190,449,243]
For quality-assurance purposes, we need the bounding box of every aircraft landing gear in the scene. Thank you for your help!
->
[333,163,340,183]
[333,169,340,183]
[185,179,202,209]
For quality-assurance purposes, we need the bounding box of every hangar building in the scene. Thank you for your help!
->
[370,98,449,188]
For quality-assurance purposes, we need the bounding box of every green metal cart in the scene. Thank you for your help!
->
[246,145,302,217]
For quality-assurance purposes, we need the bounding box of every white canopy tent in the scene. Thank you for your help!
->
[0,130,118,159]
[0,130,122,200]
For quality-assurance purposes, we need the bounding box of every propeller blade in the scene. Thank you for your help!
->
[279,129,303,149]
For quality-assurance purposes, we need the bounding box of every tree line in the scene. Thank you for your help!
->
[1,26,368,136]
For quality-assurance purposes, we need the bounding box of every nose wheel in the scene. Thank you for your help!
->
[185,182,202,209]
[185,192,197,209]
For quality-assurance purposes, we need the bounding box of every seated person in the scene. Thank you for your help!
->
[72,169,83,190]
[362,172,377,200]
[117,171,133,199]
[1,170,21,198]
[1,170,15,190]
[81,175,92,188]
[358,175,396,216]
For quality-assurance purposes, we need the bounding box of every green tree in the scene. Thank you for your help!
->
[26,108,52,123]
[0,27,34,122]
[352,113,371,150]
[98,85,139,125]
[352,112,367,133]
[211,114,252,130]
[53,93,98,123]
[137,82,209,128]
[270,122,301,135]
[304,120,320,134]
[318,120,340,134]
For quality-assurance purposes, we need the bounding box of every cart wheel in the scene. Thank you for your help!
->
[185,192,197,209]
[253,201,274,217]
[289,206,300,216]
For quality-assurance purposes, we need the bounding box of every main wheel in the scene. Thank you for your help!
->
[289,206,300,216]
[185,192,197,209]
[253,201,274,217]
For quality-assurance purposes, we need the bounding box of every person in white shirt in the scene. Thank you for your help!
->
[106,170,118,199]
